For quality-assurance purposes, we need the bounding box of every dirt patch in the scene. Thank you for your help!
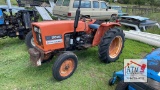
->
[140,52,148,58]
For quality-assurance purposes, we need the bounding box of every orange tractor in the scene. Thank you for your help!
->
[28,0,125,81]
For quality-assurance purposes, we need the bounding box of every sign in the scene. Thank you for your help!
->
[124,59,147,82]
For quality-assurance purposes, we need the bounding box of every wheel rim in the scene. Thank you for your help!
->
[109,36,123,58]
[59,59,75,77]
[31,37,35,47]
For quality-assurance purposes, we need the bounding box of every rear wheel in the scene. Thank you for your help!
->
[52,52,78,81]
[98,28,125,63]
[25,31,35,48]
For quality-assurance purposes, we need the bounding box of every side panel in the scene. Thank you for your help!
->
[92,1,101,19]
[92,23,121,46]
[99,1,110,19]
[69,1,93,18]
[0,9,4,24]
[56,0,70,16]
[53,5,60,15]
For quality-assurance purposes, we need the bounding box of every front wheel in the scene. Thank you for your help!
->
[52,52,78,81]
[25,31,35,48]
[108,78,114,86]
[98,28,125,63]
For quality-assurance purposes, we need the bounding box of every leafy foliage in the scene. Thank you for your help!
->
[116,0,160,6]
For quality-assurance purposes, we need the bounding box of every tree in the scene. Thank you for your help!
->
[116,0,160,7]
[155,1,160,7]
[147,0,160,7]
[134,0,145,6]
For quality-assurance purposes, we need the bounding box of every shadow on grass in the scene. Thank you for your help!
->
[76,47,98,58]
[0,37,24,49]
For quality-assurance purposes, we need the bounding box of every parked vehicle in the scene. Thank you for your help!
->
[119,16,160,31]
[53,0,118,20]
[109,48,160,90]
[108,5,128,17]
[0,8,38,41]
[27,0,125,81]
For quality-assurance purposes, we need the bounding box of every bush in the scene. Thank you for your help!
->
[117,0,159,6]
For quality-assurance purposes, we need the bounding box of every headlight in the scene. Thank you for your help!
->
[34,26,41,33]
[38,34,42,43]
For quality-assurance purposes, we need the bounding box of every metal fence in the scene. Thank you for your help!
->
[122,6,160,16]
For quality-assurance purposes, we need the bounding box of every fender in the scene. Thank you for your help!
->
[92,22,121,46]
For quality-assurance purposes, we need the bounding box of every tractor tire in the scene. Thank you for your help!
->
[52,52,78,81]
[98,28,125,63]
[18,35,25,40]
[115,81,129,90]
[25,31,35,48]
[108,78,114,86]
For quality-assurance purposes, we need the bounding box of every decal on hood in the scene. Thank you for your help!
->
[45,35,63,45]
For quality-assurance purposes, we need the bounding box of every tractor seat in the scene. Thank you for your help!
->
[89,24,100,29]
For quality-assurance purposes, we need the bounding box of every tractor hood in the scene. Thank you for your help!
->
[32,20,86,32]
[31,20,87,51]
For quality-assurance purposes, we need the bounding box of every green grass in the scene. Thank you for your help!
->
[0,0,6,5]
[144,27,160,34]
[0,38,155,90]
[0,0,17,5]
